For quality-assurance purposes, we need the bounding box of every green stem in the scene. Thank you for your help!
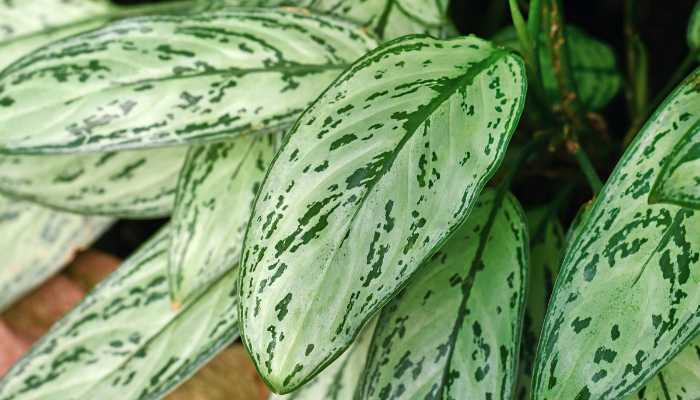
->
[572,145,603,194]
[623,0,649,122]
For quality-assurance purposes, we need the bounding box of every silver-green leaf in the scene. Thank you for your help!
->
[516,207,564,400]
[0,195,111,311]
[270,318,377,400]
[357,189,528,399]
[533,68,700,400]
[649,119,700,210]
[0,227,241,400]
[169,133,280,305]
[240,34,526,393]
[0,147,187,218]
[625,335,700,400]
[0,8,377,154]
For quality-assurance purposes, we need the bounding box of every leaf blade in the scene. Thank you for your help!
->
[357,189,528,399]
[240,35,526,393]
[0,8,377,154]
[533,67,700,400]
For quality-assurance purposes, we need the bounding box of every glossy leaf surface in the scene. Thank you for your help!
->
[240,35,526,393]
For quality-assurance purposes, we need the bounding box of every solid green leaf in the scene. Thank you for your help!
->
[357,189,528,399]
[270,318,377,400]
[626,335,700,400]
[0,147,187,218]
[532,68,700,400]
[239,34,526,393]
[0,227,241,400]
[516,207,564,400]
[0,195,112,311]
[649,120,700,210]
[688,1,700,51]
[169,133,280,305]
[0,8,377,154]
[494,26,621,110]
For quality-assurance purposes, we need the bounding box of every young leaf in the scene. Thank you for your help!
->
[0,227,242,400]
[533,68,700,400]
[357,189,528,399]
[0,9,377,154]
[239,35,526,393]
[494,26,621,110]
[170,133,280,305]
[626,335,700,400]
[688,1,700,51]
[0,147,187,218]
[649,121,700,209]
[270,318,378,400]
[516,208,564,400]
[0,196,111,311]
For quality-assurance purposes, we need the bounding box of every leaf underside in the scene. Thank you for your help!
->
[533,68,700,400]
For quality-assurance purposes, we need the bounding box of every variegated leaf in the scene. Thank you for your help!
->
[0,227,241,400]
[170,133,280,305]
[0,0,113,42]
[0,147,187,218]
[0,9,376,154]
[203,0,449,40]
[357,189,528,399]
[239,35,526,393]
[689,1,700,51]
[533,68,700,400]
[626,335,700,400]
[0,195,111,311]
[516,208,564,400]
[270,318,377,400]
[649,120,700,210]
[494,26,621,111]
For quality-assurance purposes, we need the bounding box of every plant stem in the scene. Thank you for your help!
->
[623,0,649,124]
[571,143,603,194]
[623,49,699,146]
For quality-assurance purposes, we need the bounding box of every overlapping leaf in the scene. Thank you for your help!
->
[533,68,700,399]
[0,148,187,218]
[170,134,280,305]
[357,189,528,399]
[271,318,377,400]
[626,335,700,400]
[239,34,526,393]
[516,208,564,400]
[0,195,111,311]
[0,227,241,400]
[0,9,377,154]
[204,0,450,39]
[649,121,700,209]
[495,26,621,110]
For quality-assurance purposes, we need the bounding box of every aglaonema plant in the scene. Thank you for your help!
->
[0,0,698,399]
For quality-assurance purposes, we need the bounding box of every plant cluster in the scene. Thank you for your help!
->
[0,0,699,399]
